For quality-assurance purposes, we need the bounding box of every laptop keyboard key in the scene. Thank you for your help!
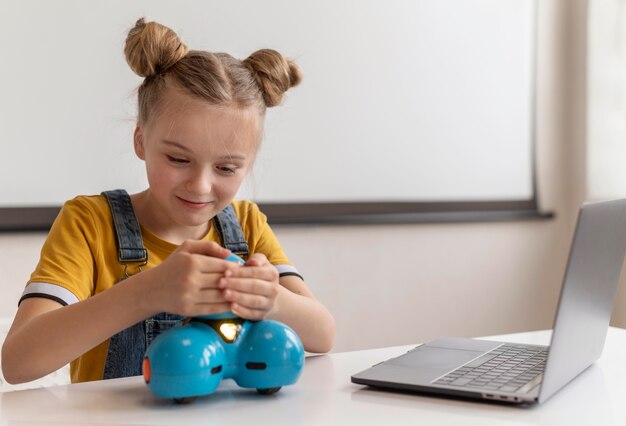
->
[464,353,499,368]
[450,377,473,386]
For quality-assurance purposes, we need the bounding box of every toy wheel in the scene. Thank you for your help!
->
[173,397,197,404]
[257,387,281,395]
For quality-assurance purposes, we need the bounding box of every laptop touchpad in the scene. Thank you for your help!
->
[387,346,482,371]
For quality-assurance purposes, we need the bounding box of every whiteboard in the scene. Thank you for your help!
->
[0,0,535,210]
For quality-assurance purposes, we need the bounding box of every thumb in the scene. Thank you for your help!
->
[180,240,231,258]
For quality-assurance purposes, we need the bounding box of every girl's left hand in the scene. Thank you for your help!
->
[219,253,281,320]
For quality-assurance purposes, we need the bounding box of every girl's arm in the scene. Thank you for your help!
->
[2,277,156,384]
[270,275,336,353]
[2,241,233,384]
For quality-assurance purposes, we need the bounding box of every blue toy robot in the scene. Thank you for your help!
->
[142,253,305,403]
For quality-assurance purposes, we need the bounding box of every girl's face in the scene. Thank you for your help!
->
[134,86,259,239]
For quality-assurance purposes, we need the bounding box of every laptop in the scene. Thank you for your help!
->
[352,198,626,404]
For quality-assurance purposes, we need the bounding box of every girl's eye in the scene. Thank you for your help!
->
[217,166,237,175]
[167,155,189,164]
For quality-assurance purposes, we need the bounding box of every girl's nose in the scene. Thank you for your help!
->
[185,168,212,194]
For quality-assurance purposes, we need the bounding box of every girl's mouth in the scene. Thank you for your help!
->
[177,196,211,209]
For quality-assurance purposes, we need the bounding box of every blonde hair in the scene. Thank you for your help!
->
[124,18,302,126]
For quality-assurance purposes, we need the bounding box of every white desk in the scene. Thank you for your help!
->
[2,327,626,425]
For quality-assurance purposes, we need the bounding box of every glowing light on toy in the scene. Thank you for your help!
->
[219,323,239,342]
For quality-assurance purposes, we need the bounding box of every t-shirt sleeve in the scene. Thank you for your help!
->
[239,201,303,281]
[20,197,99,306]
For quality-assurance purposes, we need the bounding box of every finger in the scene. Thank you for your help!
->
[196,275,222,290]
[193,256,242,274]
[178,288,228,309]
[231,303,267,321]
[172,292,230,316]
[197,288,229,303]
[223,288,271,311]
[181,240,231,259]
[225,264,276,281]
[220,277,276,297]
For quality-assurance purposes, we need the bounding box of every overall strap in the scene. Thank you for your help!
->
[100,190,183,380]
[212,204,249,258]
[101,189,148,265]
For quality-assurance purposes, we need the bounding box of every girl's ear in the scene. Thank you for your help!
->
[134,126,145,160]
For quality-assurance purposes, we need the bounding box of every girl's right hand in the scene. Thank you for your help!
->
[139,240,237,317]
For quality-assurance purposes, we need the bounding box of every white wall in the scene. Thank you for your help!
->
[587,0,626,200]
[2,0,617,355]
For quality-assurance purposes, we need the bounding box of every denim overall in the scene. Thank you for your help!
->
[101,189,249,379]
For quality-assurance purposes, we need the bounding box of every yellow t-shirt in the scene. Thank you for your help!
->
[22,195,300,383]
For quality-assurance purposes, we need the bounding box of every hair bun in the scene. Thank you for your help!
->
[243,49,302,108]
[124,17,188,78]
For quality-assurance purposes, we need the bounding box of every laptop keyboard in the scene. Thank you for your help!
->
[432,344,548,393]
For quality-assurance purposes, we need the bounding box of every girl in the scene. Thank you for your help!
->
[2,18,335,384]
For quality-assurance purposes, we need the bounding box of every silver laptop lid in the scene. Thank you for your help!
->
[539,198,626,403]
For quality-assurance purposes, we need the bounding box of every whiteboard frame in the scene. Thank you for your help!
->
[0,198,552,231]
